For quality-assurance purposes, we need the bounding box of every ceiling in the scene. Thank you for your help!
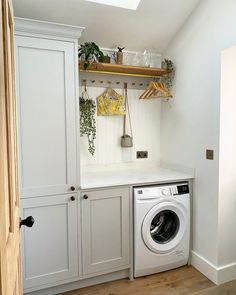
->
[84,0,142,10]
[12,0,201,53]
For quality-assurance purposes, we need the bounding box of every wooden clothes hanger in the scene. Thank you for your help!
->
[139,81,173,99]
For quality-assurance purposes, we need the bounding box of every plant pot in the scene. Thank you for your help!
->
[99,56,110,63]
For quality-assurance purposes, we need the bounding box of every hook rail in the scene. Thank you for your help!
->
[81,79,150,88]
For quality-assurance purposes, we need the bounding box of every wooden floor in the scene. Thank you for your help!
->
[61,266,236,295]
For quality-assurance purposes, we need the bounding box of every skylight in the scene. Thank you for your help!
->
[84,0,141,10]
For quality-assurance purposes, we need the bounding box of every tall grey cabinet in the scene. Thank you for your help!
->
[15,18,84,293]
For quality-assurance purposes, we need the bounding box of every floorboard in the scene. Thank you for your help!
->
[61,266,234,295]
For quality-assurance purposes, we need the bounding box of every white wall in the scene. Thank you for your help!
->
[80,85,161,167]
[219,47,236,267]
[161,0,236,282]
[79,0,236,284]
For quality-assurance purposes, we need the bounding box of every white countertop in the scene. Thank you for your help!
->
[80,163,194,190]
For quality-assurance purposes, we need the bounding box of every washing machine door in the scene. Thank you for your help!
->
[142,201,187,254]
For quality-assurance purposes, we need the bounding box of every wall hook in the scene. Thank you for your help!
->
[82,79,87,92]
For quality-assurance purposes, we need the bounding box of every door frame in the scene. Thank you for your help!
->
[0,0,23,294]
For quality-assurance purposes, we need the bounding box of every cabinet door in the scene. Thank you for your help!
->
[21,194,79,290]
[15,36,78,198]
[82,188,130,276]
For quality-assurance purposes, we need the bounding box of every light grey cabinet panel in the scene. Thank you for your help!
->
[15,36,78,198]
[21,194,79,290]
[81,187,130,275]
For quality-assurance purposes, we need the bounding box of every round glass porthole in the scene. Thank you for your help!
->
[142,202,187,254]
[150,210,180,244]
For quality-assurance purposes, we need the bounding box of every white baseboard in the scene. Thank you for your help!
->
[191,251,218,284]
[218,261,236,284]
[191,251,236,285]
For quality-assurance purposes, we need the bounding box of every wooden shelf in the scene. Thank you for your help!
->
[79,62,168,78]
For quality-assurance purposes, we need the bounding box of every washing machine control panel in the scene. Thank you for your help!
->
[134,183,189,200]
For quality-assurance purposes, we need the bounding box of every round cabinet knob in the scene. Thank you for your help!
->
[70,196,75,201]
[20,216,35,228]
[83,194,88,200]
[70,186,76,191]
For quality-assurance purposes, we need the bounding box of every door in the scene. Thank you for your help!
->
[142,201,187,254]
[81,188,130,276]
[0,0,22,294]
[21,194,79,291]
[15,36,78,198]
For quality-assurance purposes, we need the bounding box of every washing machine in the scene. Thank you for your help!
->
[134,182,190,277]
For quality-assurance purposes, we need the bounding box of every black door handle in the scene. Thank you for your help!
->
[20,216,35,228]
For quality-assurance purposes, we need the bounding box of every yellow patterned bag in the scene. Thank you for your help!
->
[97,87,126,116]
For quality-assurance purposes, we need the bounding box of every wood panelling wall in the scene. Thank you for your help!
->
[80,85,161,167]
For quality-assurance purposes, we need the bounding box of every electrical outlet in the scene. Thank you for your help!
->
[206,149,214,160]
[136,151,148,159]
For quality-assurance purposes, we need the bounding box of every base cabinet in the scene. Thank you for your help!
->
[81,187,130,276]
[21,194,79,291]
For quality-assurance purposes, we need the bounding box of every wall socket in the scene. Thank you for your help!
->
[136,151,148,159]
[206,149,214,160]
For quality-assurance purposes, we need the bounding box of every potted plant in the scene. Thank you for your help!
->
[80,95,96,156]
[161,59,175,90]
[79,42,104,70]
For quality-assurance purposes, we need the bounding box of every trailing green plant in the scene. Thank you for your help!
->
[80,96,96,155]
[79,42,104,70]
[161,59,175,90]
